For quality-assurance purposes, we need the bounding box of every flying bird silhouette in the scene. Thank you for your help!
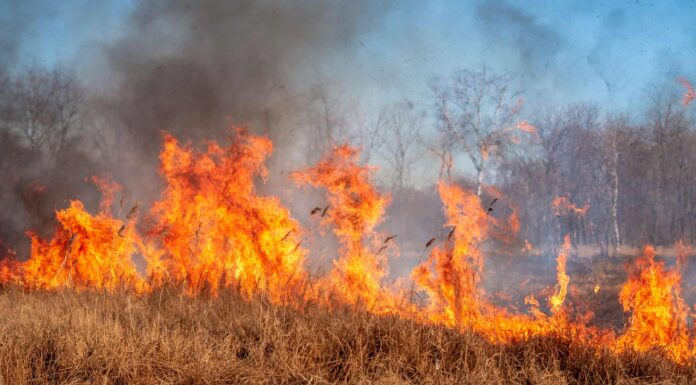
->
[383,235,398,244]
[425,238,436,248]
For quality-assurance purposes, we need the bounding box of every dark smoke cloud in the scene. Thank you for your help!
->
[0,0,397,258]
[94,0,390,158]
[85,0,397,206]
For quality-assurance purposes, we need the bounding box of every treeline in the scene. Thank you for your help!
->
[500,99,696,251]
[1,64,695,257]
[374,69,696,253]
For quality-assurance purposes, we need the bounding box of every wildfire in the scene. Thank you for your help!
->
[516,121,536,134]
[0,128,694,363]
[411,183,587,343]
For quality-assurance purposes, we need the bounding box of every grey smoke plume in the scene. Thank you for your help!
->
[83,0,397,208]
[0,0,396,258]
[93,0,390,160]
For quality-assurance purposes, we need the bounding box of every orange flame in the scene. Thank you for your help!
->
[516,121,536,134]
[147,129,307,300]
[292,144,397,312]
[616,245,690,361]
[549,235,571,313]
[552,196,589,216]
[412,182,489,328]
[410,182,581,342]
[21,178,145,292]
[1,128,695,363]
[677,77,695,106]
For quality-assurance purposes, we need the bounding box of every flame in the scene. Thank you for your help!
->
[616,245,690,361]
[20,178,146,292]
[2,128,696,363]
[411,182,489,328]
[0,257,20,285]
[147,129,307,300]
[552,196,589,216]
[410,182,580,342]
[292,144,397,312]
[516,121,536,134]
[677,77,695,106]
[549,235,571,313]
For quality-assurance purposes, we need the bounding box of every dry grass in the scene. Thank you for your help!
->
[0,288,693,385]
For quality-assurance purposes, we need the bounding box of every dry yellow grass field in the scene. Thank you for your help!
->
[0,287,693,385]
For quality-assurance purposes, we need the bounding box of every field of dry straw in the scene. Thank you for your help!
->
[0,287,692,385]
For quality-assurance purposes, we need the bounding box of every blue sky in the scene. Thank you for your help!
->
[6,0,696,115]
[348,0,696,113]
[3,1,132,67]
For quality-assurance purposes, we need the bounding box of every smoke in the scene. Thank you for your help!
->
[77,0,401,213]
[0,0,399,260]
[93,0,388,158]
[475,0,562,81]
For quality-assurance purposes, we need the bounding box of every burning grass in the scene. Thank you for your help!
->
[2,128,696,383]
[0,287,693,385]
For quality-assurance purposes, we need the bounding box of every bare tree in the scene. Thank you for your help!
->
[603,116,628,254]
[423,102,456,183]
[380,101,424,192]
[646,93,691,245]
[432,68,529,196]
[304,83,349,159]
[349,105,386,164]
[6,68,84,157]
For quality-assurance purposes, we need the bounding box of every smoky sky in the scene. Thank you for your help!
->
[92,0,392,155]
[1,0,695,268]
[6,0,695,119]
[0,0,692,217]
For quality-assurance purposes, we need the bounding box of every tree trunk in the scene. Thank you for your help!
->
[610,131,621,254]
[476,166,484,198]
